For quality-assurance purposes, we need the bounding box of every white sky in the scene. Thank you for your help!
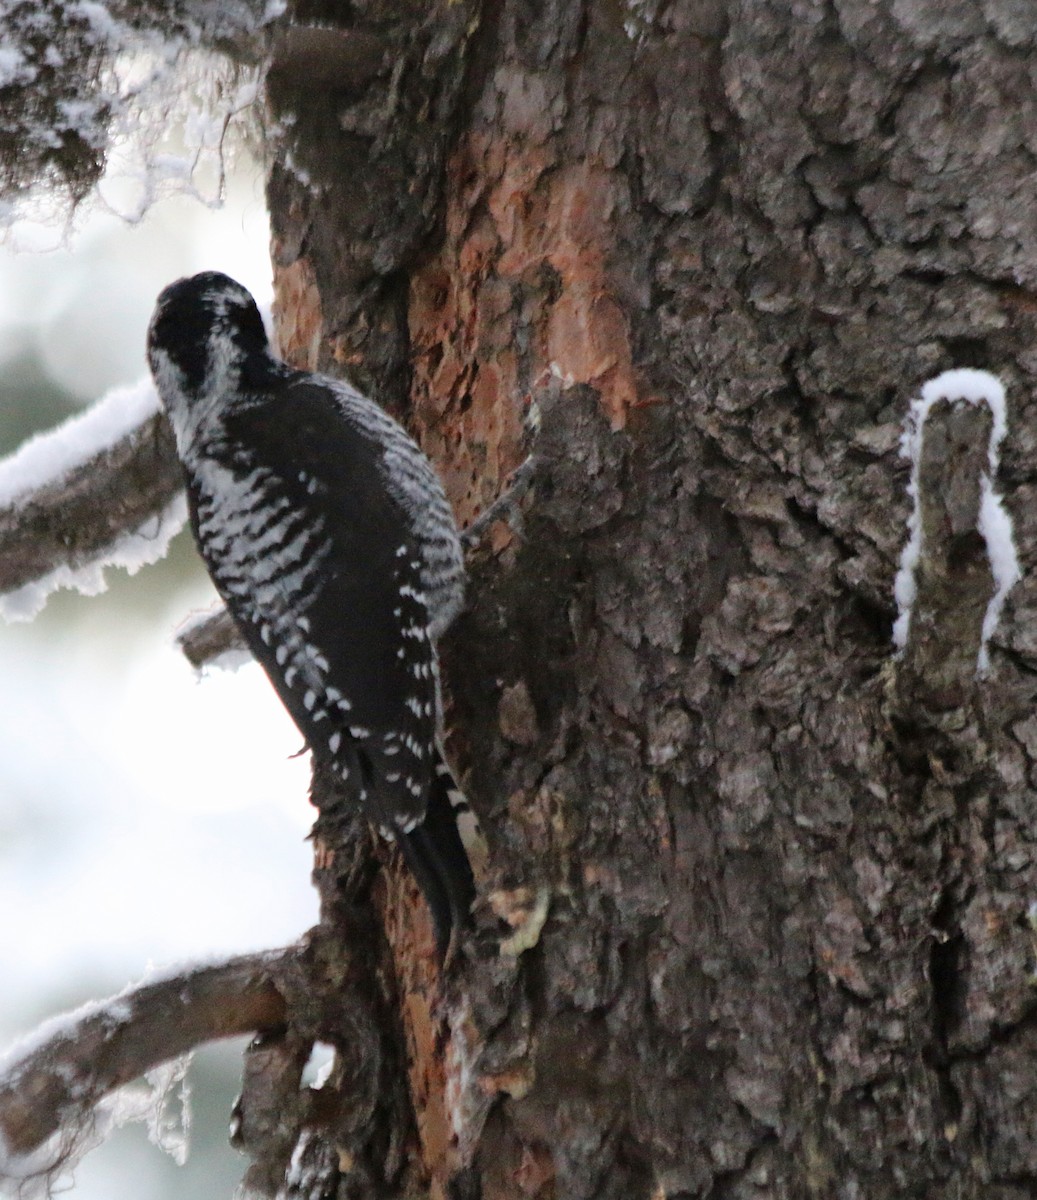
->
[0,156,320,1199]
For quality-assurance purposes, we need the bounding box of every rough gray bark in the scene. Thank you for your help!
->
[262,3,1037,1199]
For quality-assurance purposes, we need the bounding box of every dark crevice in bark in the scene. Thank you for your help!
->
[927,887,966,1127]
[705,1131,781,1200]
[940,336,996,372]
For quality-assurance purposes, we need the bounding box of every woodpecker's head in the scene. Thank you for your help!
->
[147,271,270,405]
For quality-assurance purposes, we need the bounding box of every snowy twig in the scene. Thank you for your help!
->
[0,950,292,1176]
[0,382,187,620]
[893,369,1020,704]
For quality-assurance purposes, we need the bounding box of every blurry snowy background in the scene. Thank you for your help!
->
[0,155,319,1197]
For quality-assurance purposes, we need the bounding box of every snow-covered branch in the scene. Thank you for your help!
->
[0,950,292,1187]
[893,369,1020,700]
[0,380,187,620]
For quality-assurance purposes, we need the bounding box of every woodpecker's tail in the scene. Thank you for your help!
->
[397,754,478,960]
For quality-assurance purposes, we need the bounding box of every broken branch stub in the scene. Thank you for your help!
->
[177,606,248,668]
[893,369,1020,706]
[896,396,997,709]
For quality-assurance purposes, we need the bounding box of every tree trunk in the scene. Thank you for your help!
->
[258,3,1037,1197]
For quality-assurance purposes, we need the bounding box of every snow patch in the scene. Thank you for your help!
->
[0,1127,66,1192]
[0,45,35,89]
[72,0,126,43]
[978,477,1021,667]
[284,1129,321,1193]
[0,994,125,1087]
[199,645,253,673]
[104,1053,192,1167]
[893,368,1020,670]
[0,377,160,508]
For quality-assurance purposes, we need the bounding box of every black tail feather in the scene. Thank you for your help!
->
[397,756,476,959]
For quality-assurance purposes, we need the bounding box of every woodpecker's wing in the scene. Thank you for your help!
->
[198,375,441,830]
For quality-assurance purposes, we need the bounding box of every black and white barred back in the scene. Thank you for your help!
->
[147,271,474,955]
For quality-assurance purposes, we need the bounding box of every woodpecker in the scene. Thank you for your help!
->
[147,271,474,956]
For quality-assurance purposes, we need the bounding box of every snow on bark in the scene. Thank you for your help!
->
[0,377,159,508]
[893,368,1019,671]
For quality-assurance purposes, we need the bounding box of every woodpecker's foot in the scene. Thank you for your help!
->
[462,455,537,550]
